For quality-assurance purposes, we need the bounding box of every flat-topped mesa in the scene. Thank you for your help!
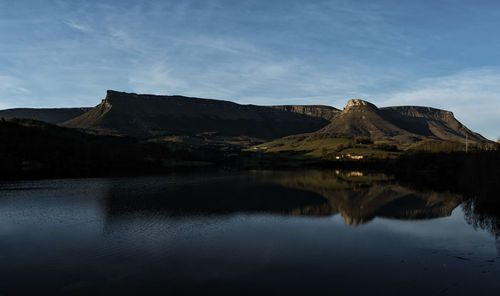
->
[106,89,121,96]
[103,90,140,103]
[62,90,330,140]
[381,106,454,120]
[344,99,378,111]
[104,89,121,100]
[106,89,137,97]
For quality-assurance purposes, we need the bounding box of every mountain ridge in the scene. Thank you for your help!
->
[61,90,330,140]
[1,91,491,146]
[315,99,487,143]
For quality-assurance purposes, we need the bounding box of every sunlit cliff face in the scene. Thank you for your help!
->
[345,99,378,110]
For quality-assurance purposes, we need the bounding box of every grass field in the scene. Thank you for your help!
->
[152,133,491,162]
[152,135,265,149]
[250,136,403,159]
[252,137,352,156]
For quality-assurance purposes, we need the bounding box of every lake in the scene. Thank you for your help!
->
[0,170,499,295]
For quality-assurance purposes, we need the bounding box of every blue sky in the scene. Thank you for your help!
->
[1,0,499,139]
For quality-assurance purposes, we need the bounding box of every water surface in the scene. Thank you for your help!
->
[0,170,499,295]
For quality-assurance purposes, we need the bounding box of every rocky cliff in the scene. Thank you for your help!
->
[270,105,339,121]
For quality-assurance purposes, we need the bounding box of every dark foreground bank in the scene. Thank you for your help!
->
[2,118,500,182]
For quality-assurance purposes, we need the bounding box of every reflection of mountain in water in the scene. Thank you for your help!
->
[265,170,462,225]
[101,171,462,227]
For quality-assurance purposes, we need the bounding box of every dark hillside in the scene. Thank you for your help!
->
[379,106,485,143]
[62,90,330,140]
[0,118,202,179]
[0,107,91,124]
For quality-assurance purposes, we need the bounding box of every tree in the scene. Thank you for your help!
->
[321,147,328,158]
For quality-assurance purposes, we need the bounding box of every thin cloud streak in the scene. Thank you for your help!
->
[63,20,91,32]
[0,75,31,95]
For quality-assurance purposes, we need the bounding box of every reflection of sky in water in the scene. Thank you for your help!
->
[0,173,499,295]
[372,207,497,255]
[0,179,108,232]
[102,209,498,259]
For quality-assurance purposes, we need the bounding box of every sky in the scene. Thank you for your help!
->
[1,0,499,140]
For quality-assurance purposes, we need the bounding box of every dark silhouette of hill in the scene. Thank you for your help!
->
[0,118,213,179]
[62,90,329,140]
[0,107,91,124]
[316,99,488,143]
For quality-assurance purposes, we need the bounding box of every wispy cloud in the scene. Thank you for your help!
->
[63,20,91,32]
[2,0,500,142]
[0,75,34,108]
[0,75,31,95]
[125,47,395,108]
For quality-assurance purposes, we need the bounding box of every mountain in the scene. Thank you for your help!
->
[255,99,493,158]
[62,90,329,140]
[5,92,490,151]
[0,107,91,124]
[316,99,487,143]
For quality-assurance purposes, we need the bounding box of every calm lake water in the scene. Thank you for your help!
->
[0,170,499,295]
